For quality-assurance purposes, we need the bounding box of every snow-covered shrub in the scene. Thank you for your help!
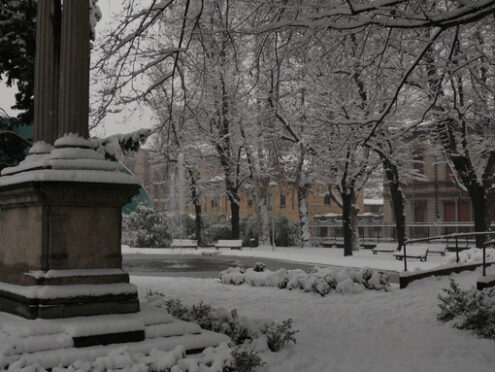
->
[202,215,232,245]
[219,265,390,296]
[261,319,298,352]
[227,349,265,372]
[122,206,170,248]
[47,344,234,372]
[272,216,298,247]
[438,279,495,339]
[219,267,247,286]
[145,292,298,350]
[253,262,266,272]
[240,216,259,247]
[441,248,495,266]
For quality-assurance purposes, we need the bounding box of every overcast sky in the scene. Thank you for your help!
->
[0,0,154,139]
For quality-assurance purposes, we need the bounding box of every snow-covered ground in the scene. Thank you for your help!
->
[123,244,450,272]
[132,267,495,372]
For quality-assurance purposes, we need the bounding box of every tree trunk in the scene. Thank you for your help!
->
[382,157,406,250]
[254,186,271,246]
[194,202,202,246]
[297,185,311,247]
[229,193,240,239]
[342,192,353,256]
[469,185,490,248]
[351,202,360,251]
[188,170,203,246]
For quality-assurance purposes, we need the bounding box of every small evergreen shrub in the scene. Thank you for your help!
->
[145,292,298,349]
[240,216,259,247]
[253,262,266,272]
[122,206,170,248]
[437,279,495,339]
[271,216,298,247]
[202,214,231,245]
[262,319,298,352]
[227,349,265,372]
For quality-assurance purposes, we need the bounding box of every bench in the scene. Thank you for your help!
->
[170,239,198,249]
[215,239,243,250]
[372,246,396,255]
[427,245,447,256]
[394,245,428,262]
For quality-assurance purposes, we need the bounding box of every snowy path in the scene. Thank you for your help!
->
[132,270,495,372]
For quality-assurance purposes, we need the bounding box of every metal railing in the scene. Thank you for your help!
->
[310,223,495,245]
[402,231,495,273]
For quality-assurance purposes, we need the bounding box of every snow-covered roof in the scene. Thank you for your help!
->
[314,213,340,218]
[363,198,383,206]
[359,212,377,217]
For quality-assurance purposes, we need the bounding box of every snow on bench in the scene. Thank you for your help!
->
[214,240,243,250]
[372,246,396,255]
[170,239,198,249]
[427,245,447,256]
[394,245,429,262]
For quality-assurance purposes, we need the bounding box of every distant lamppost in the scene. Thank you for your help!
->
[269,180,277,251]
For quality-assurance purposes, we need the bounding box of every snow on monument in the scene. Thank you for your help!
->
[0,1,228,360]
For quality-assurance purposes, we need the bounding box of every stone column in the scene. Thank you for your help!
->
[33,0,61,144]
[58,0,90,138]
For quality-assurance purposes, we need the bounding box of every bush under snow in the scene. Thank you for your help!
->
[144,293,297,353]
[441,248,495,266]
[8,343,233,372]
[219,266,390,296]
[437,279,495,339]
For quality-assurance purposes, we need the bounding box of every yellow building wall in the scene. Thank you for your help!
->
[188,184,365,223]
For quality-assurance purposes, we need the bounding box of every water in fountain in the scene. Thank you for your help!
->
[169,172,176,242]
[177,152,185,238]
[176,152,186,267]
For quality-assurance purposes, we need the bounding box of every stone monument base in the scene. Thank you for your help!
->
[0,179,140,319]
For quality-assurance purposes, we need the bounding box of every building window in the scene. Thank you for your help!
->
[211,199,218,208]
[413,152,424,174]
[324,194,331,205]
[247,199,253,207]
[280,193,286,208]
[319,226,328,238]
[414,201,426,222]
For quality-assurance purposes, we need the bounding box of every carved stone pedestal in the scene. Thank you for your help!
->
[0,181,140,319]
[0,136,140,321]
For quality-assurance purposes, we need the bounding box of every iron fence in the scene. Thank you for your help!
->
[310,222,494,245]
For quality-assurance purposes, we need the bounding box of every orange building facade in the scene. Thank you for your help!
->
[122,150,366,224]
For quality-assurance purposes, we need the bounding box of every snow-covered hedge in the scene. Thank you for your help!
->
[144,293,297,352]
[10,344,234,372]
[441,248,495,266]
[438,279,495,339]
[219,266,390,296]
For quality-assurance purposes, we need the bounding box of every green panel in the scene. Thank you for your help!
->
[121,165,153,214]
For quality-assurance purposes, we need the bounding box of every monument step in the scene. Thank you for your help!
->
[0,307,230,369]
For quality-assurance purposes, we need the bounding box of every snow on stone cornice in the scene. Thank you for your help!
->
[50,147,105,160]
[0,282,137,300]
[26,268,126,279]
[30,141,53,154]
[0,134,139,185]
[54,133,92,148]
[0,169,140,187]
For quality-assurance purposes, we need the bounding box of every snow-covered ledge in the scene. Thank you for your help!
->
[0,134,139,186]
